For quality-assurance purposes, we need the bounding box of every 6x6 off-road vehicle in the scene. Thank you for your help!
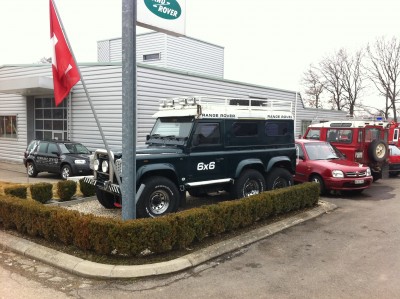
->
[85,96,296,218]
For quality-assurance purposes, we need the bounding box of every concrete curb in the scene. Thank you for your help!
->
[0,200,337,279]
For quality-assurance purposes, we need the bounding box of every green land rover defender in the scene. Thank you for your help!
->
[85,96,296,218]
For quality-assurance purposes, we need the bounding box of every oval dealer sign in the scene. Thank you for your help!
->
[144,0,182,20]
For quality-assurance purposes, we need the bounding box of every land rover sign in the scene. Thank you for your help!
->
[138,0,186,36]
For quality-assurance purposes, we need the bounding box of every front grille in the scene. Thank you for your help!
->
[345,171,367,177]
[115,158,122,176]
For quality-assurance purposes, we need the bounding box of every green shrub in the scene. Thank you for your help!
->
[0,182,320,257]
[4,185,27,199]
[79,178,95,197]
[30,182,53,204]
[57,180,77,202]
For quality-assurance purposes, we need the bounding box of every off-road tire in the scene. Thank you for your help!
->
[95,188,117,209]
[61,164,72,180]
[266,168,293,190]
[27,161,38,178]
[137,176,180,218]
[231,169,266,199]
[310,174,326,195]
[368,140,388,162]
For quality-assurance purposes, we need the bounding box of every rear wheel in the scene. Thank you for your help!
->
[27,162,38,178]
[310,174,326,195]
[95,188,117,209]
[231,169,265,199]
[137,177,180,218]
[266,168,293,190]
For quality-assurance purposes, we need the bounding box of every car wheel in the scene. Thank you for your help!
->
[137,177,179,218]
[368,140,388,162]
[27,162,38,177]
[61,165,72,180]
[266,168,293,190]
[231,169,266,199]
[95,188,117,209]
[310,174,326,195]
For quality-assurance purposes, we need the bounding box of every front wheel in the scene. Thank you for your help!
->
[310,174,326,195]
[266,168,293,190]
[137,177,180,218]
[95,188,117,209]
[231,169,266,199]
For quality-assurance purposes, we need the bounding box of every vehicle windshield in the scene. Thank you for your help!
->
[390,145,400,156]
[59,143,90,154]
[304,142,340,160]
[149,117,194,141]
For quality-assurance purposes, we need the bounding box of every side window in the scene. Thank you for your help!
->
[296,144,304,159]
[192,123,220,146]
[38,142,49,153]
[327,129,352,143]
[232,122,258,137]
[265,122,290,136]
[305,129,320,140]
[47,142,58,154]
[394,128,399,142]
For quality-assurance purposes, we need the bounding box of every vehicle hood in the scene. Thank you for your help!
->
[136,145,183,155]
[64,153,91,160]
[311,159,368,170]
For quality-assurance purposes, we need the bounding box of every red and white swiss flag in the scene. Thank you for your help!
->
[49,0,80,106]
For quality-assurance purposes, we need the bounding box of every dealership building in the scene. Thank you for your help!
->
[0,32,346,163]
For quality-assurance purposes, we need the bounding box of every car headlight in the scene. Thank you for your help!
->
[332,170,344,178]
[366,167,371,176]
[93,159,99,171]
[74,159,86,165]
[355,151,363,159]
[102,160,109,173]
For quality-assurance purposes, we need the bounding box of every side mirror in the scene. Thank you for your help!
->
[146,134,150,141]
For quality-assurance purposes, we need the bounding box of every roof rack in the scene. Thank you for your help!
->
[154,96,293,120]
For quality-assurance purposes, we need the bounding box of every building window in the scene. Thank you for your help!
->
[143,53,161,61]
[0,115,17,138]
[34,97,68,140]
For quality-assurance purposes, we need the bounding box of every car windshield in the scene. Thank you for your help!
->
[304,142,340,160]
[390,145,400,156]
[59,143,90,154]
[149,117,194,140]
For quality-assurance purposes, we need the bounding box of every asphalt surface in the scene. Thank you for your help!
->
[0,160,336,279]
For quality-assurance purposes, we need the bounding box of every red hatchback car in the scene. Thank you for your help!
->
[295,139,373,194]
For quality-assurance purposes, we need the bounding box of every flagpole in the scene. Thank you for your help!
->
[51,0,122,188]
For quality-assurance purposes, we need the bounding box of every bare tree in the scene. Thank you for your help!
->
[340,49,366,117]
[366,36,400,121]
[301,65,325,108]
[319,50,346,111]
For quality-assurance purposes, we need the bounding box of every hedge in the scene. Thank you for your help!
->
[0,183,319,257]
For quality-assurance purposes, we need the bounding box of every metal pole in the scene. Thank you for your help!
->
[122,0,137,220]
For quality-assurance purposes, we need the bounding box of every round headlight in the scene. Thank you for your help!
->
[102,160,109,173]
[93,159,99,171]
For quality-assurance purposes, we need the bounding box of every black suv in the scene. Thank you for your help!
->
[24,139,92,179]
[85,96,296,218]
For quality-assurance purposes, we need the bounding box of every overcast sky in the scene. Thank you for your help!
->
[1,0,400,109]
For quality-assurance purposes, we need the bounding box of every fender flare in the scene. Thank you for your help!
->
[136,163,178,184]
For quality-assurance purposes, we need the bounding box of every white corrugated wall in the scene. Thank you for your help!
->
[0,63,347,163]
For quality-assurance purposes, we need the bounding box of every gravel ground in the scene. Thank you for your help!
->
[65,199,122,219]
[63,192,231,220]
